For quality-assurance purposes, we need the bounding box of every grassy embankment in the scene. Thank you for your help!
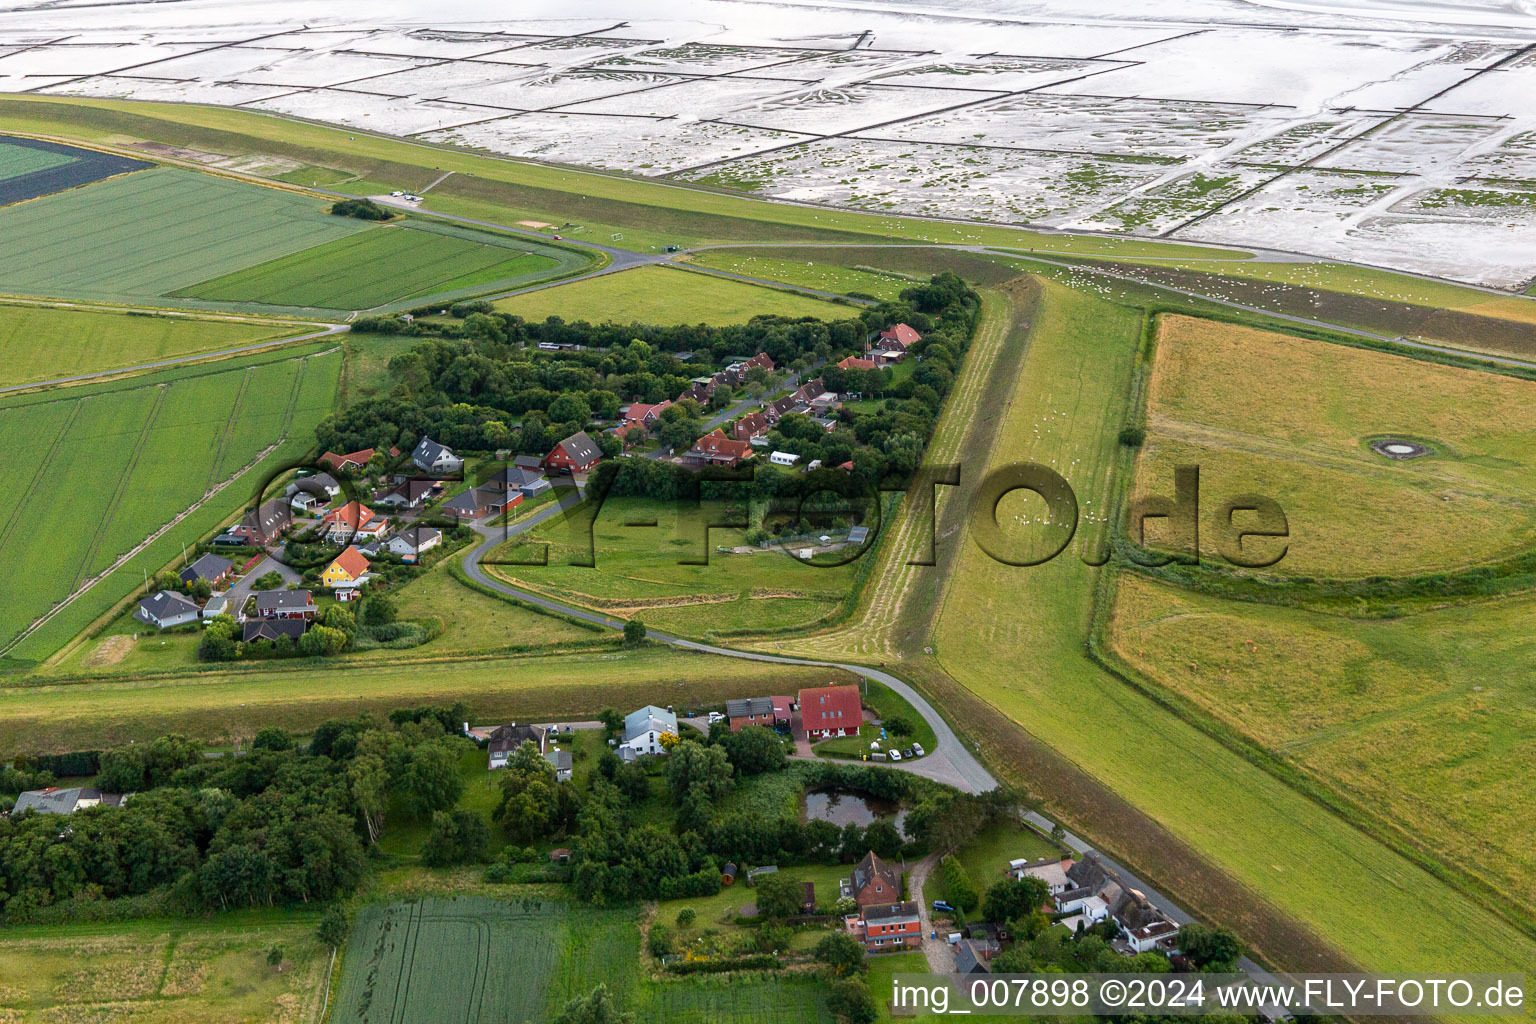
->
[494,265,856,325]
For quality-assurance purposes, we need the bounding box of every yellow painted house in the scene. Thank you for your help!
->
[321,545,371,590]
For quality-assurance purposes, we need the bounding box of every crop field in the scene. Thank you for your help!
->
[0,645,855,751]
[486,495,856,639]
[175,221,574,311]
[0,134,149,205]
[0,303,302,386]
[0,165,372,305]
[0,345,340,666]
[923,279,1536,978]
[1107,573,1536,917]
[494,266,852,325]
[1136,316,1536,577]
[0,912,327,1023]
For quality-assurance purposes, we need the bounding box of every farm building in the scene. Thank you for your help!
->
[12,787,128,815]
[242,619,306,643]
[178,553,233,587]
[254,589,315,621]
[319,447,376,472]
[726,696,776,732]
[797,683,862,739]
[231,497,292,546]
[321,546,371,591]
[620,705,676,759]
[387,526,442,563]
[133,590,201,630]
[412,437,463,475]
[545,431,602,474]
[847,850,901,909]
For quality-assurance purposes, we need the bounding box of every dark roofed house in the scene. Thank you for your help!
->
[253,589,316,620]
[848,850,901,909]
[12,787,128,816]
[726,696,776,732]
[442,485,520,521]
[956,938,992,976]
[545,431,602,475]
[179,553,233,588]
[543,748,573,782]
[387,526,442,563]
[487,723,549,770]
[242,619,306,643]
[374,478,441,509]
[485,465,550,497]
[413,436,463,475]
[134,590,201,630]
[233,497,292,546]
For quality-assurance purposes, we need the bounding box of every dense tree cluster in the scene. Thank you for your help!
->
[325,274,979,487]
[0,706,474,922]
[328,198,393,220]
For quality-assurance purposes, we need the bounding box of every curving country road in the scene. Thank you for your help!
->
[458,501,996,794]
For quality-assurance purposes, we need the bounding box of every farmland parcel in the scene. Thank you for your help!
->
[0,133,149,205]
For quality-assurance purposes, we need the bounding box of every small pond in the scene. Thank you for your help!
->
[803,787,906,830]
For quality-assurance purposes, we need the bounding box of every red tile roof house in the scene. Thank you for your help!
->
[798,683,862,739]
[545,430,603,474]
[874,323,921,356]
[838,354,878,371]
[683,430,756,468]
[321,501,385,544]
[618,400,671,438]
[318,448,376,472]
[732,410,771,442]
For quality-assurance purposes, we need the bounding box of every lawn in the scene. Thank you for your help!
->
[0,303,305,386]
[0,910,328,1023]
[0,165,373,307]
[175,220,582,311]
[0,344,340,667]
[926,278,1536,978]
[494,265,855,325]
[486,494,857,640]
[1135,315,1536,577]
[0,645,858,752]
[658,861,852,931]
[380,559,602,656]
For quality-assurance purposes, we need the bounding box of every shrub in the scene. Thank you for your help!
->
[329,198,393,220]
[1118,426,1146,448]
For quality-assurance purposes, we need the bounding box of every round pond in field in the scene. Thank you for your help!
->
[1369,437,1431,460]
[803,788,906,830]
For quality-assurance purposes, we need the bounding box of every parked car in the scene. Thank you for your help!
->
[707,711,725,724]
[904,747,915,760]
[933,900,955,913]
[889,749,902,762]
[912,743,925,757]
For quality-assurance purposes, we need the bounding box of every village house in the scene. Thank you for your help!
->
[798,683,862,739]
[620,705,677,760]
[956,938,993,976]
[318,448,376,472]
[178,553,234,588]
[11,787,128,816]
[487,723,549,770]
[544,748,574,782]
[837,354,878,372]
[242,619,306,644]
[858,901,922,952]
[412,437,463,475]
[231,497,293,546]
[387,526,442,563]
[846,850,901,909]
[134,590,201,630]
[322,501,385,544]
[254,589,316,621]
[725,696,777,732]
[1011,856,1074,896]
[374,478,441,509]
[872,323,920,363]
[485,465,551,498]
[321,545,371,593]
[441,485,520,520]
[731,410,771,443]
[616,400,672,443]
[545,431,603,475]
[683,429,755,468]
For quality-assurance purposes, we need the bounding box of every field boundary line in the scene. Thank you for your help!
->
[206,369,250,494]
[0,438,283,658]
[73,383,167,592]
